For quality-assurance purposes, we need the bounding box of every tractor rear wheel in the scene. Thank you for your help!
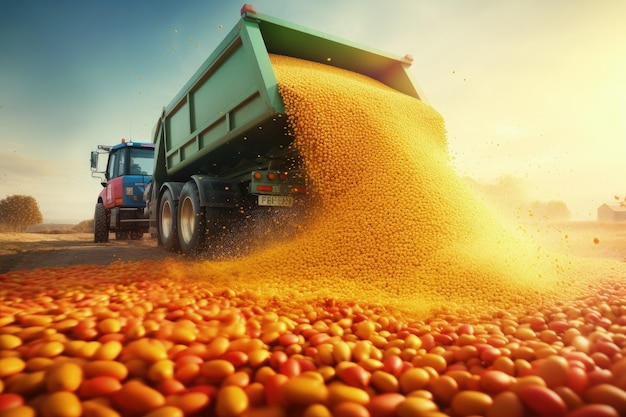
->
[115,231,129,240]
[94,203,109,243]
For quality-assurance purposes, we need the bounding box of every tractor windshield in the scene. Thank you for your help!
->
[129,147,154,176]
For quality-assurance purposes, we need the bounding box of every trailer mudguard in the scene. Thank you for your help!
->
[191,174,243,208]
[159,182,186,203]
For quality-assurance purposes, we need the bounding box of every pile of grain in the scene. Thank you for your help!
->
[185,54,583,317]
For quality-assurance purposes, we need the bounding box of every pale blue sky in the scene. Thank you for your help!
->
[1,0,625,222]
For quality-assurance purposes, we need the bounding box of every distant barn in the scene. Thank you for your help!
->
[597,203,626,221]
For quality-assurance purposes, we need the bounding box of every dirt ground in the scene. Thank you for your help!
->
[0,232,178,274]
[0,221,625,274]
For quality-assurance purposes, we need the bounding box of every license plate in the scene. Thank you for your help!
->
[258,195,293,207]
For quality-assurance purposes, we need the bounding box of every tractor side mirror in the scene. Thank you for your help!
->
[90,151,99,171]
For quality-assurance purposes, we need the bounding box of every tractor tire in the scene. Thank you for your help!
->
[94,203,109,243]
[177,181,207,255]
[159,188,180,251]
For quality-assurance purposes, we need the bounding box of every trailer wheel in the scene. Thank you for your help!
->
[159,188,180,251]
[178,182,207,255]
[94,203,109,243]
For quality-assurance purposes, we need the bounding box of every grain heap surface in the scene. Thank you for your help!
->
[187,54,584,317]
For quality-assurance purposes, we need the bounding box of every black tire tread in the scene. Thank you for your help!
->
[94,203,109,243]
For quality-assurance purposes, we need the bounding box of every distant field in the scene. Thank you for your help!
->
[516,220,626,262]
[25,221,92,234]
[26,224,76,232]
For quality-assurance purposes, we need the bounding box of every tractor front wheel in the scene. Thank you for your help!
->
[94,203,109,243]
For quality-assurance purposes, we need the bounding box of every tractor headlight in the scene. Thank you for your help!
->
[125,186,134,196]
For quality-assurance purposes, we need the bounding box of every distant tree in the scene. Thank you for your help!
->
[528,200,571,221]
[464,175,530,220]
[0,195,44,232]
[73,219,94,233]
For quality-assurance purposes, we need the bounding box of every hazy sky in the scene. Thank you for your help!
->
[1,0,625,222]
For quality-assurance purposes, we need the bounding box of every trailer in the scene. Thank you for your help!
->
[146,4,425,255]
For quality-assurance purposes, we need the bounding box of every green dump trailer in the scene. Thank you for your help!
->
[146,4,426,255]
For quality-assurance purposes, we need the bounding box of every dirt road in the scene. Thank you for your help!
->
[0,233,177,274]
[1,221,624,275]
